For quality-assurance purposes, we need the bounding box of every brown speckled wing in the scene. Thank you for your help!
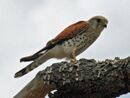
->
[34,21,89,55]
[46,21,89,48]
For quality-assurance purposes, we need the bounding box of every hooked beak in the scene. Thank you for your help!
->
[104,24,107,28]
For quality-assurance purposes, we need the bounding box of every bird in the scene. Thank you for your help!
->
[15,16,108,78]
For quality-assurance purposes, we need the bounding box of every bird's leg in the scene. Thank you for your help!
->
[70,48,77,64]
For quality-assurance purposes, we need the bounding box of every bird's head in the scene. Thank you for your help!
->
[88,16,108,31]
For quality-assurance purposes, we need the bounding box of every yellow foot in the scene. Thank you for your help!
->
[70,59,77,64]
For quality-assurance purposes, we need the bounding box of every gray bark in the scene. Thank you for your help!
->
[13,57,130,98]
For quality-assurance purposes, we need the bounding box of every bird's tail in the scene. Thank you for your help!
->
[15,51,51,78]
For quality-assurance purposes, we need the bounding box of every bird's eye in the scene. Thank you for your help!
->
[97,19,101,23]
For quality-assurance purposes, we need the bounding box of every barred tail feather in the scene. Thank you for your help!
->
[15,51,51,78]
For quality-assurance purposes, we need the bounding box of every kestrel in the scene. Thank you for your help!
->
[15,16,108,78]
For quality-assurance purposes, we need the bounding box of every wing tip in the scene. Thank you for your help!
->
[20,58,24,62]
[20,56,34,62]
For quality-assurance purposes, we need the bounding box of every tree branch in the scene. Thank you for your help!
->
[13,56,130,98]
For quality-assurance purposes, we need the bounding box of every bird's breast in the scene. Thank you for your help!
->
[61,31,101,58]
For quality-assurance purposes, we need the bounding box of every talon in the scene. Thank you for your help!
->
[70,59,77,64]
